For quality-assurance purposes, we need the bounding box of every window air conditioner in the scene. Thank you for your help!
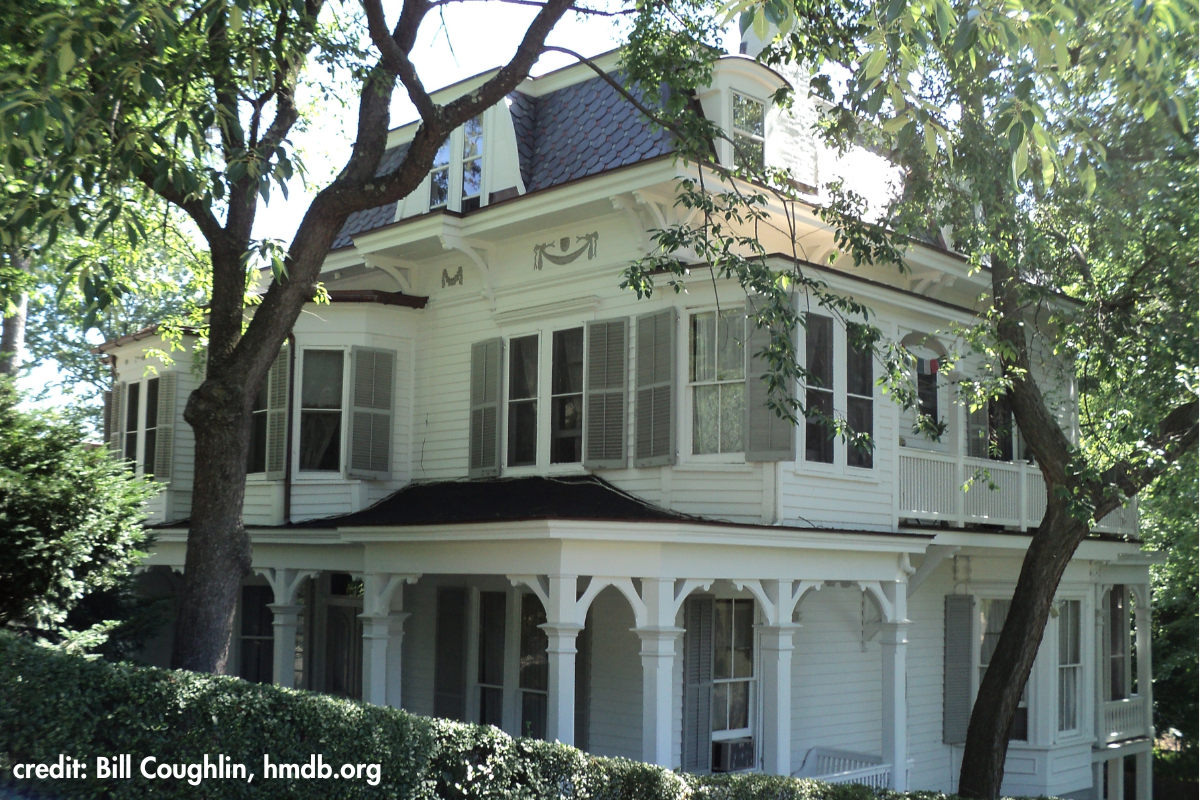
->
[712,738,755,773]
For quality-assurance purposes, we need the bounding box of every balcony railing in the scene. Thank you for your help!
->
[898,449,1138,535]
[796,748,892,788]
[1103,696,1149,743]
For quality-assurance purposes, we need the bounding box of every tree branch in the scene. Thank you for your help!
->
[363,0,437,121]
[1096,398,1200,506]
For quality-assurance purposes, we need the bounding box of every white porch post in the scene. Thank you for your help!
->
[1093,761,1106,800]
[542,574,581,746]
[1133,586,1153,800]
[256,568,318,689]
[268,604,303,689]
[880,584,909,790]
[360,573,417,707]
[1107,757,1125,800]
[636,577,683,767]
[758,624,797,775]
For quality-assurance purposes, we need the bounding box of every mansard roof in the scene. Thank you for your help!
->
[330,75,673,250]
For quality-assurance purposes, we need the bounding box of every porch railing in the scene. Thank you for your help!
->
[795,748,891,788]
[1103,696,1149,743]
[898,449,1138,535]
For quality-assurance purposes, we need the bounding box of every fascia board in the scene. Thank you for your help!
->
[928,530,1143,560]
[336,518,931,552]
[517,51,624,97]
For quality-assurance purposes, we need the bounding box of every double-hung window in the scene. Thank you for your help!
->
[967,394,1017,461]
[507,335,539,467]
[429,141,451,209]
[712,598,755,741]
[248,378,269,474]
[731,93,765,172]
[804,313,834,463]
[519,593,548,739]
[429,117,484,212]
[690,309,745,455]
[979,599,1028,740]
[124,382,141,462]
[1057,599,1082,733]
[142,378,160,477]
[300,350,344,472]
[477,591,506,728]
[550,328,584,463]
[846,323,874,469]
[461,117,483,212]
[239,585,274,684]
[1107,586,1129,700]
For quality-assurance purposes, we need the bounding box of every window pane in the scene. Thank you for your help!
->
[716,310,745,381]
[478,592,506,687]
[712,682,729,731]
[480,686,504,728]
[509,336,538,400]
[508,401,537,466]
[714,600,732,679]
[145,378,159,430]
[847,396,873,469]
[519,593,548,691]
[917,372,938,420]
[734,136,764,172]
[302,350,343,409]
[462,158,482,199]
[805,388,834,463]
[552,329,583,394]
[125,383,140,461]
[846,332,873,397]
[521,692,547,740]
[551,396,582,464]
[299,411,341,471]
[693,385,720,455]
[248,410,268,474]
[430,167,449,207]
[805,314,833,387]
[980,599,1010,666]
[433,139,451,168]
[733,94,764,136]
[462,117,482,159]
[728,681,750,730]
[691,312,717,382]
[733,599,753,678]
[143,429,157,476]
[719,383,744,454]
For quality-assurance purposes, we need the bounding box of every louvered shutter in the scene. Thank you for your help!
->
[152,372,177,481]
[583,318,628,469]
[469,338,503,478]
[745,310,796,462]
[682,595,714,773]
[943,594,974,744]
[265,345,291,480]
[108,383,126,456]
[348,347,395,480]
[102,389,113,443]
[635,308,676,467]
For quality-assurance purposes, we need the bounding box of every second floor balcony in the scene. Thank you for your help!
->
[898,449,1138,536]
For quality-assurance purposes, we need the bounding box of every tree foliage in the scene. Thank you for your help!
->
[0,381,155,640]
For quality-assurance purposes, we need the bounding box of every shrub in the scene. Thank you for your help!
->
[1,633,1053,800]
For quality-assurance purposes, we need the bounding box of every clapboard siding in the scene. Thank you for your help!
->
[905,560,955,791]
[586,588,643,759]
[401,579,437,717]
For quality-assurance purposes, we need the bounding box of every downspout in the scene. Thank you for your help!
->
[283,333,296,524]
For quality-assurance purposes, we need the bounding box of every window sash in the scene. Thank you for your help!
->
[1057,599,1081,731]
[979,598,1028,740]
[712,598,754,735]
[732,92,765,171]
[551,328,584,464]
[124,382,141,462]
[461,117,483,207]
[690,310,745,455]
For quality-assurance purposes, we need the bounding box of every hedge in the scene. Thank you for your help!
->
[0,634,1034,800]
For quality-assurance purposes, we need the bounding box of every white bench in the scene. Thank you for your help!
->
[794,747,892,789]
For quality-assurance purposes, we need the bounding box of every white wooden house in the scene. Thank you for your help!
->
[103,48,1156,800]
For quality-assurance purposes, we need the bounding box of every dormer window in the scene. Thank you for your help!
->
[732,92,765,172]
[461,117,483,212]
[428,117,484,212]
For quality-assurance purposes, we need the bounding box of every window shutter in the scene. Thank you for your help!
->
[635,308,676,467]
[348,347,395,480]
[265,345,291,480]
[469,338,503,478]
[108,383,126,455]
[745,311,795,462]
[152,372,178,481]
[683,595,714,773]
[583,318,628,469]
[943,594,974,744]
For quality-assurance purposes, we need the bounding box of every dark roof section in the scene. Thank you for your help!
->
[330,77,673,249]
[331,143,411,250]
[294,475,692,528]
[326,289,428,309]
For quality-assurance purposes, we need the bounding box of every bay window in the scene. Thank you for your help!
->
[690,309,745,455]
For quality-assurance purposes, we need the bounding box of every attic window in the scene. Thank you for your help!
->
[461,117,483,212]
[732,92,765,172]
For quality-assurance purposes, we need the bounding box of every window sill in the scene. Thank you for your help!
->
[675,462,755,473]
[792,462,881,485]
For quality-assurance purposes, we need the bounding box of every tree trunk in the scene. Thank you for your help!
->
[958,499,1090,798]
[0,251,30,377]
[169,377,254,673]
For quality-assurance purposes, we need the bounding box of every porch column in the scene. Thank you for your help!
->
[268,604,303,689]
[542,574,581,746]
[1093,760,1105,800]
[360,573,417,708]
[758,624,797,775]
[880,584,909,790]
[637,576,683,767]
[256,568,318,689]
[1134,586,1153,800]
[1107,757,1125,800]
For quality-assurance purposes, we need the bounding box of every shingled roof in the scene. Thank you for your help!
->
[330,75,673,250]
[293,474,691,528]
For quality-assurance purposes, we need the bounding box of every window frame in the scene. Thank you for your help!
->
[426,119,487,214]
[972,594,1032,743]
[549,327,585,465]
[730,91,766,172]
[710,597,756,743]
[1056,597,1083,735]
